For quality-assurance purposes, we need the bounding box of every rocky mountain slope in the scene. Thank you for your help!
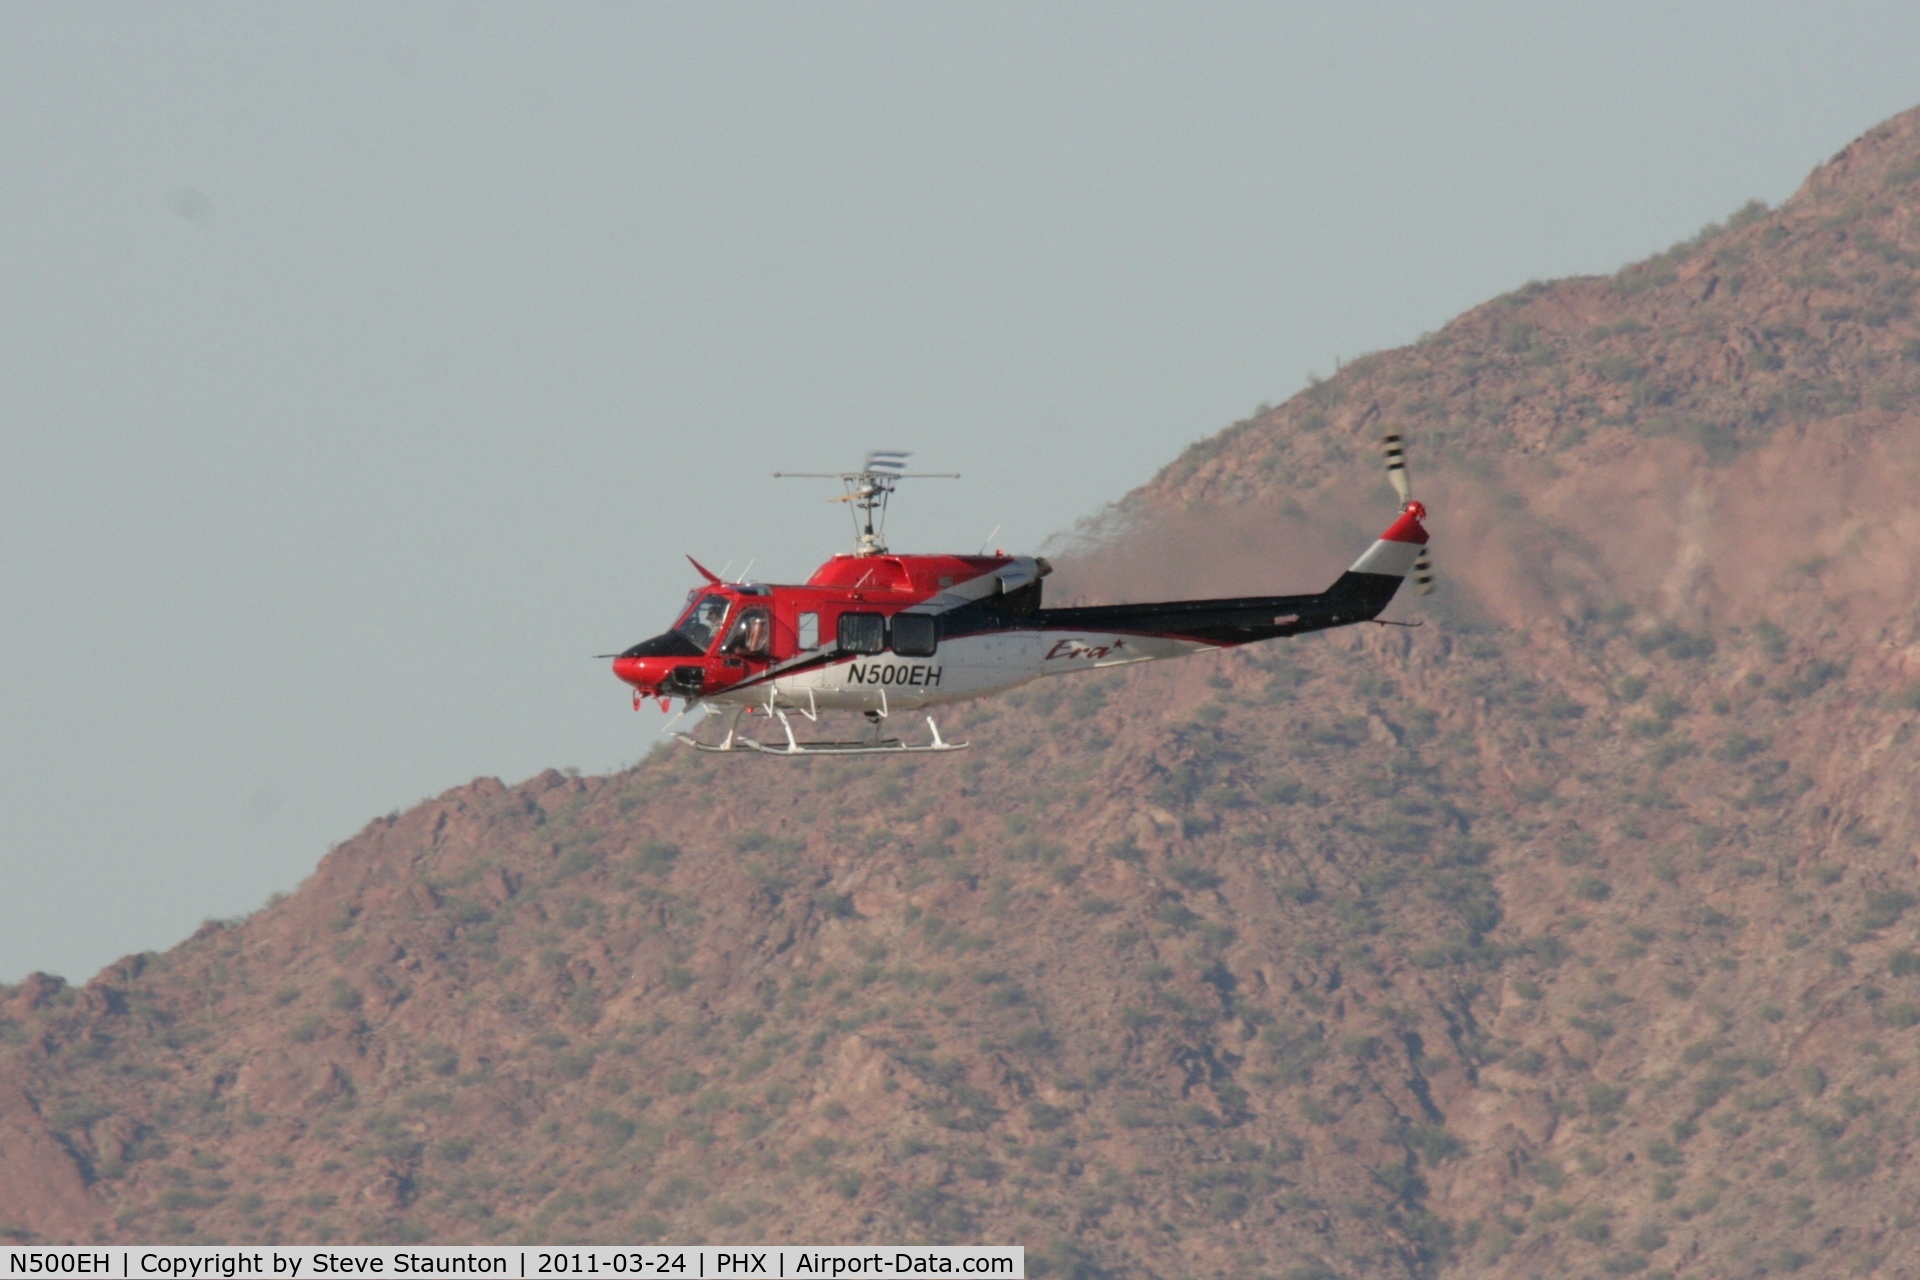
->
[8,107,1920,1279]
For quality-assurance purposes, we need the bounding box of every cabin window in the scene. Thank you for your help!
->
[837,612,885,655]
[797,612,820,650]
[676,594,731,650]
[720,608,772,658]
[891,613,937,657]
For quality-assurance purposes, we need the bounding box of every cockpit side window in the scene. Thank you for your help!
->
[720,607,772,658]
[676,594,731,650]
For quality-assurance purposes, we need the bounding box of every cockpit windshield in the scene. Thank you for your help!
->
[675,594,731,650]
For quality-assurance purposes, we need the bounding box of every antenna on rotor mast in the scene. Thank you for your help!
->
[773,450,960,556]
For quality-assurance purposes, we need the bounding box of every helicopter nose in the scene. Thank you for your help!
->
[612,656,650,687]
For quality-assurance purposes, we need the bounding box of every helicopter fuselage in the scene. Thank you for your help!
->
[610,504,1428,719]
[613,551,1066,714]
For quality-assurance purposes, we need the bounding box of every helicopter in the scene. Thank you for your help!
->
[609,439,1432,754]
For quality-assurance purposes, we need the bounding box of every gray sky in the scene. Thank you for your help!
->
[4,2,1918,984]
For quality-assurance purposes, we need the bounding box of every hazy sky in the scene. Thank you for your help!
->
[4,3,1919,984]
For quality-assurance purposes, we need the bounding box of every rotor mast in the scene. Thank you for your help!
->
[773,450,959,556]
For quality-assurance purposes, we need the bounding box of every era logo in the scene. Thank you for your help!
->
[1045,637,1125,662]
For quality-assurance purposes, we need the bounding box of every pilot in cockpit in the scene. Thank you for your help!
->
[722,609,772,658]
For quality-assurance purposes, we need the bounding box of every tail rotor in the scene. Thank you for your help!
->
[1381,430,1435,596]
[1383,431,1413,506]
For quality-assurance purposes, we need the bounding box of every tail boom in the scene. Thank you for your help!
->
[1014,499,1430,649]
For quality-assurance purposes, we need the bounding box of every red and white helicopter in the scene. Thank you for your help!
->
[610,440,1432,754]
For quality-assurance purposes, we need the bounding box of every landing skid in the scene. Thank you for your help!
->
[672,707,967,756]
[732,733,965,756]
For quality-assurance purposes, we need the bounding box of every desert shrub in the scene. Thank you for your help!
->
[1646,1139,1682,1167]
[1205,1187,1249,1220]
[1593,355,1646,382]
[1648,736,1695,766]
[1558,833,1598,865]
[1650,691,1687,720]
[1275,877,1318,903]
[1280,1263,1337,1280]
[1264,1027,1327,1084]
[1341,1034,1382,1062]
[649,1175,704,1211]
[1692,1071,1739,1111]
[1534,1198,1574,1223]
[1154,902,1199,930]
[1862,889,1917,931]
[1770,659,1845,700]
[1524,934,1572,966]
[635,841,680,874]
[1636,623,1715,660]
[1715,732,1770,762]
[1573,877,1613,902]
[1165,861,1221,890]
[1587,1081,1629,1117]
[1299,1097,1337,1126]
[1570,1209,1612,1243]
[1259,777,1308,804]
[1409,1123,1463,1163]
[587,1110,636,1147]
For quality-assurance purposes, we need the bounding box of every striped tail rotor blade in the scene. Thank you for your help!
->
[1413,548,1435,595]
[1382,431,1413,505]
